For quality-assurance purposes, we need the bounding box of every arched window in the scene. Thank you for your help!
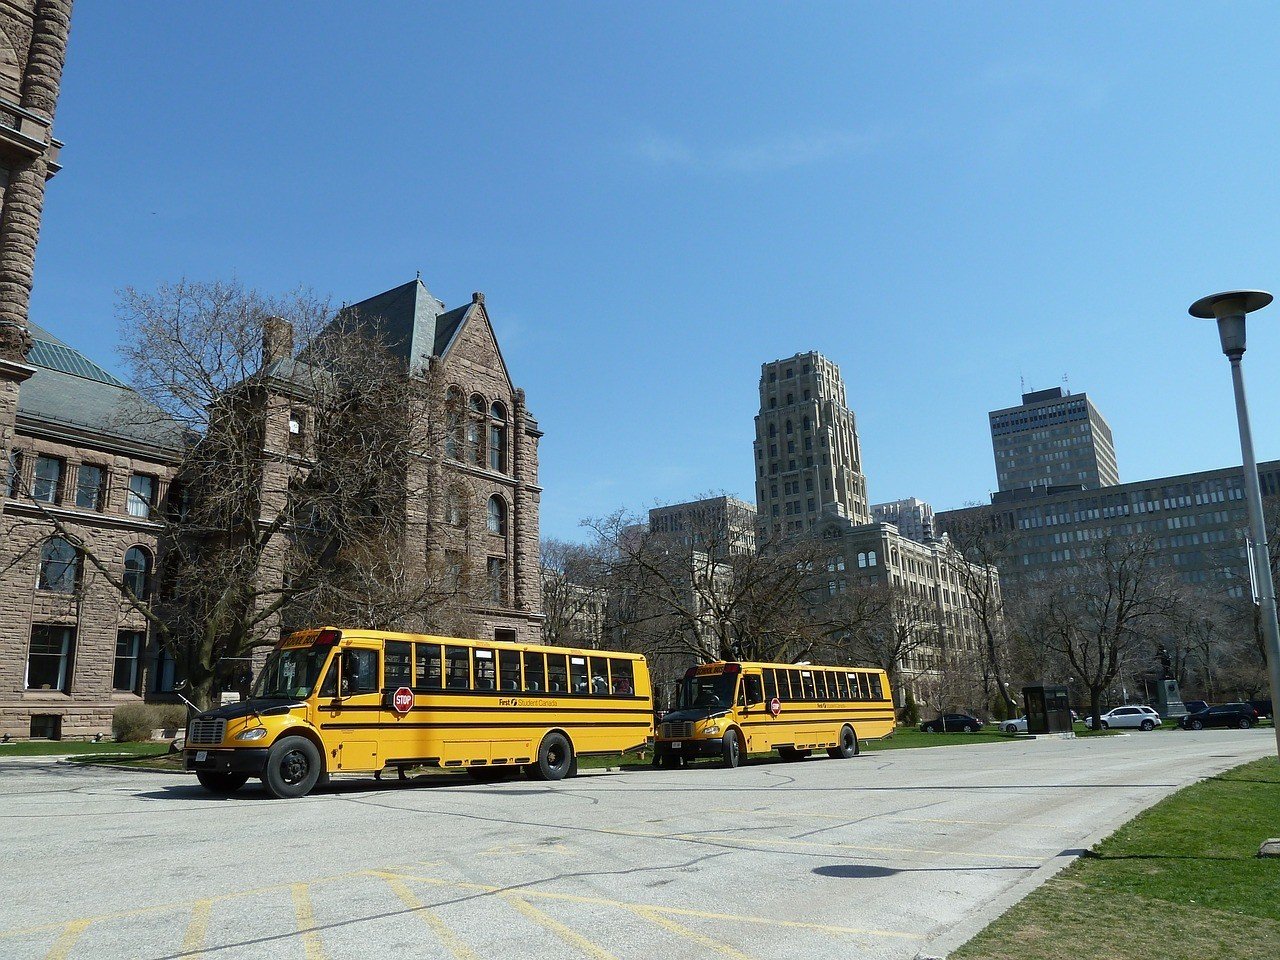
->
[123,547,152,601]
[468,394,486,465]
[489,402,507,473]
[445,487,465,526]
[767,424,776,438]
[487,495,507,535]
[785,419,793,434]
[857,552,867,568]
[868,550,878,567]
[38,537,81,592]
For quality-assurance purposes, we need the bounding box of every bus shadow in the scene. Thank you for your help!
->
[813,863,1038,878]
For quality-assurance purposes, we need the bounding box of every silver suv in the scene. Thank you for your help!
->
[1083,705,1161,731]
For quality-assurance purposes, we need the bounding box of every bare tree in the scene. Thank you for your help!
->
[821,583,937,706]
[540,537,609,648]
[1029,534,1181,729]
[940,506,1018,715]
[4,279,475,709]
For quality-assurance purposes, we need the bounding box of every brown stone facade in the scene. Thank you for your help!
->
[0,394,180,740]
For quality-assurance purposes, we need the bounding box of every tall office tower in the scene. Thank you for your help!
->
[871,497,936,544]
[753,351,869,539]
[989,387,1119,493]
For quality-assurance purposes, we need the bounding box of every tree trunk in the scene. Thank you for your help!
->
[1089,689,1103,733]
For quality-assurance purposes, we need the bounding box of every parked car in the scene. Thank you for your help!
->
[1002,716,1028,734]
[1247,699,1273,719]
[1082,705,1162,731]
[1182,700,1209,715]
[1179,702,1261,730]
[920,714,985,733]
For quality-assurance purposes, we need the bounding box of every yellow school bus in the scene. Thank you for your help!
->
[653,661,894,768]
[184,628,653,798]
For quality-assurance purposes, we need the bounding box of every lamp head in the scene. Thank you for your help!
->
[1189,290,1273,358]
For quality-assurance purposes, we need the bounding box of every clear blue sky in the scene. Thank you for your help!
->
[30,2,1280,540]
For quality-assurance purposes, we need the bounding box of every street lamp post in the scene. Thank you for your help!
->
[1189,290,1280,761]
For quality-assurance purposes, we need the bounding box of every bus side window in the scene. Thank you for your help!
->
[609,658,634,695]
[523,652,546,691]
[385,641,412,689]
[569,656,588,693]
[342,648,379,695]
[445,646,469,689]
[869,674,884,700]
[416,644,443,690]
[786,669,800,700]
[547,655,568,692]
[473,649,496,690]
[763,669,777,703]
[498,649,521,691]
[589,656,609,695]
[318,657,338,698]
[836,672,850,700]
[802,671,816,700]
[744,674,764,706]
[855,673,868,699]
[816,672,830,700]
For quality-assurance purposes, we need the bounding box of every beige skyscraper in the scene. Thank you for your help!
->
[753,351,869,540]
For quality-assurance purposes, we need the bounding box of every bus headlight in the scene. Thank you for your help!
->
[234,728,268,741]
[703,726,719,736]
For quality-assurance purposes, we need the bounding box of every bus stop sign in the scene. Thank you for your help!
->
[392,687,414,714]
[769,697,782,718]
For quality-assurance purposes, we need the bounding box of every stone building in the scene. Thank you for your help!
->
[1,323,182,740]
[311,278,544,644]
[753,352,870,538]
[648,495,757,557]
[870,496,937,544]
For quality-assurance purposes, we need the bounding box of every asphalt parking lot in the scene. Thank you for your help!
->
[0,729,1271,960]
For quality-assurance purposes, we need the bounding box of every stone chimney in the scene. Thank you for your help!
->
[262,316,294,366]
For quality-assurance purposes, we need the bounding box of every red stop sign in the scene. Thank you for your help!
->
[392,686,414,714]
[768,697,782,718]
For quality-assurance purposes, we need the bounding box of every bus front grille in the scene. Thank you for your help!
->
[188,718,226,746]
[661,721,694,739]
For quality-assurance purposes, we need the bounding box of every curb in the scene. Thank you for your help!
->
[913,750,1259,959]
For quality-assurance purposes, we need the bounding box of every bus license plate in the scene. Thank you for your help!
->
[195,751,207,761]
[670,741,682,749]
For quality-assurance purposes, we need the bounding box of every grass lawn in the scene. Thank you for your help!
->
[862,727,1021,751]
[953,757,1280,960]
[0,740,174,758]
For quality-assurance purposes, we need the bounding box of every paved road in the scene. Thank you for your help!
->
[0,730,1270,960]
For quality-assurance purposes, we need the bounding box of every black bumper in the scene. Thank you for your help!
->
[185,748,269,776]
[654,737,723,759]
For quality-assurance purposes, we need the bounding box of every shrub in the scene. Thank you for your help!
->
[900,688,921,726]
[112,704,189,742]
[112,703,158,742]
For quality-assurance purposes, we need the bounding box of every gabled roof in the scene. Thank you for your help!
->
[334,278,473,374]
[17,322,185,454]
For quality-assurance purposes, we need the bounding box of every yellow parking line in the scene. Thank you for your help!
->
[290,883,328,960]
[44,920,89,960]
[501,893,620,960]
[382,875,480,960]
[181,899,212,958]
[373,870,921,940]
[630,906,756,959]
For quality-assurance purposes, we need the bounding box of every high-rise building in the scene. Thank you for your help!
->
[989,387,1118,493]
[871,497,936,544]
[754,352,869,539]
[648,495,757,557]
[938,460,1278,598]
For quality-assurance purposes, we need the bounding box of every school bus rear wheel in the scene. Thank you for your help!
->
[264,735,323,798]
[196,771,249,794]
[827,724,858,759]
[527,731,574,781]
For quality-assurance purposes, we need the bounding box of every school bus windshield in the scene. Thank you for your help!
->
[252,646,332,699]
[677,673,737,712]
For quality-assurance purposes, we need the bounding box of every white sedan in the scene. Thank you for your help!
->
[1001,716,1028,734]
[1082,705,1161,731]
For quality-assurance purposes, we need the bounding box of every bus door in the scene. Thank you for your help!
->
[379,639,415,760]
[737,671,765,750]
[327,643,381,772]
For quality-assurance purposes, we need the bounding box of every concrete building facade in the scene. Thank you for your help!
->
[937,461,1280,597]
[648,495,757,558]
[990,387,1118,493]
[754,351,869,539]
[871,497,937,544]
